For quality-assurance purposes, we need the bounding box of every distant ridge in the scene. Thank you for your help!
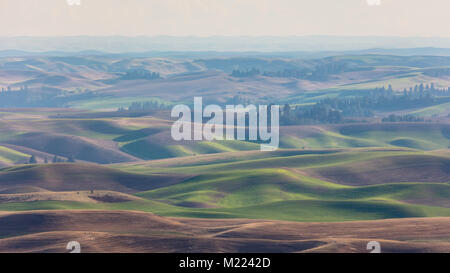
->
[2,47,450,59]
[1,36,450,53]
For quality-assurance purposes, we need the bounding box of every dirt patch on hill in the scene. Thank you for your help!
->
[0,210,449,253]
[0,163,191,194]
[0,191,143,204]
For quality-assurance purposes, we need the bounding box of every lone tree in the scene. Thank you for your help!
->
[29,155,37,164]
[67,155,76,163]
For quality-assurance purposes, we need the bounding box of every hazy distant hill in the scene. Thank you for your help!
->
[2,36,450,53]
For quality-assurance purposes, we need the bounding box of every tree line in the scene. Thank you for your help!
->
[231,63,370,81]
[381,114,425,123]
[121,69,161,80]
[280,84,449,125]
[118,101,171,112]
[28,155,76,164]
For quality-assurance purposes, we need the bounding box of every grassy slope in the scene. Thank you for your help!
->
[0,195,448,222]
[409,102,450,117]
[116,149,418,174]
[333,123,450,150]
[0,111,448,222]
[278,123,449,151]
[308,153,450,185]
[0,149,448,222]
[0,146,30,164]
[112,149,450,221]
[1,113,447,162]
[121,139,261,160]
[0,163,190,194]
[68,96,174,111]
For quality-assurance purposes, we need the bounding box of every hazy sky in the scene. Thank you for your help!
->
[1,0,449,37]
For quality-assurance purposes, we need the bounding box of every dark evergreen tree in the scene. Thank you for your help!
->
[68,155,76,163]
[29,155,37,164]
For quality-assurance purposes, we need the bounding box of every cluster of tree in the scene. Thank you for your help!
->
[262,69,309,79]
[118,101,171,112]
[279,84,449,125]
[0,85,28,92]
[231,68,261,78]
[28,155,76,164]
[0,91,47,107]
[281,103,343,125]
[315,98,375,117]
[52,155,76,163]
[28,155,37,164]
[0,87,34,107]
[231,63,368,81]
[121,69,160,80]
[401,83,450,95]
[382,114,425,123]
[308,63,358,81]
[337,84,448,112]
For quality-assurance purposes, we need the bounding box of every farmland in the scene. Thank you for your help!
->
[0,52,448,252]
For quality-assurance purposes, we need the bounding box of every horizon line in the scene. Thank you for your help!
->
[2,35,450,39]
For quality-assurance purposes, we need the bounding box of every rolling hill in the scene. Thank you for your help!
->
[0,163,190,194]
[0,210,449,253]
[4,132,138,164]
[0,148,447,223]
[0,51,449,253]
[2,54,450,110]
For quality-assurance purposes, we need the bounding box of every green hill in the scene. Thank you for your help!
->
[0,146,30,164]
[0,148,448,222]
